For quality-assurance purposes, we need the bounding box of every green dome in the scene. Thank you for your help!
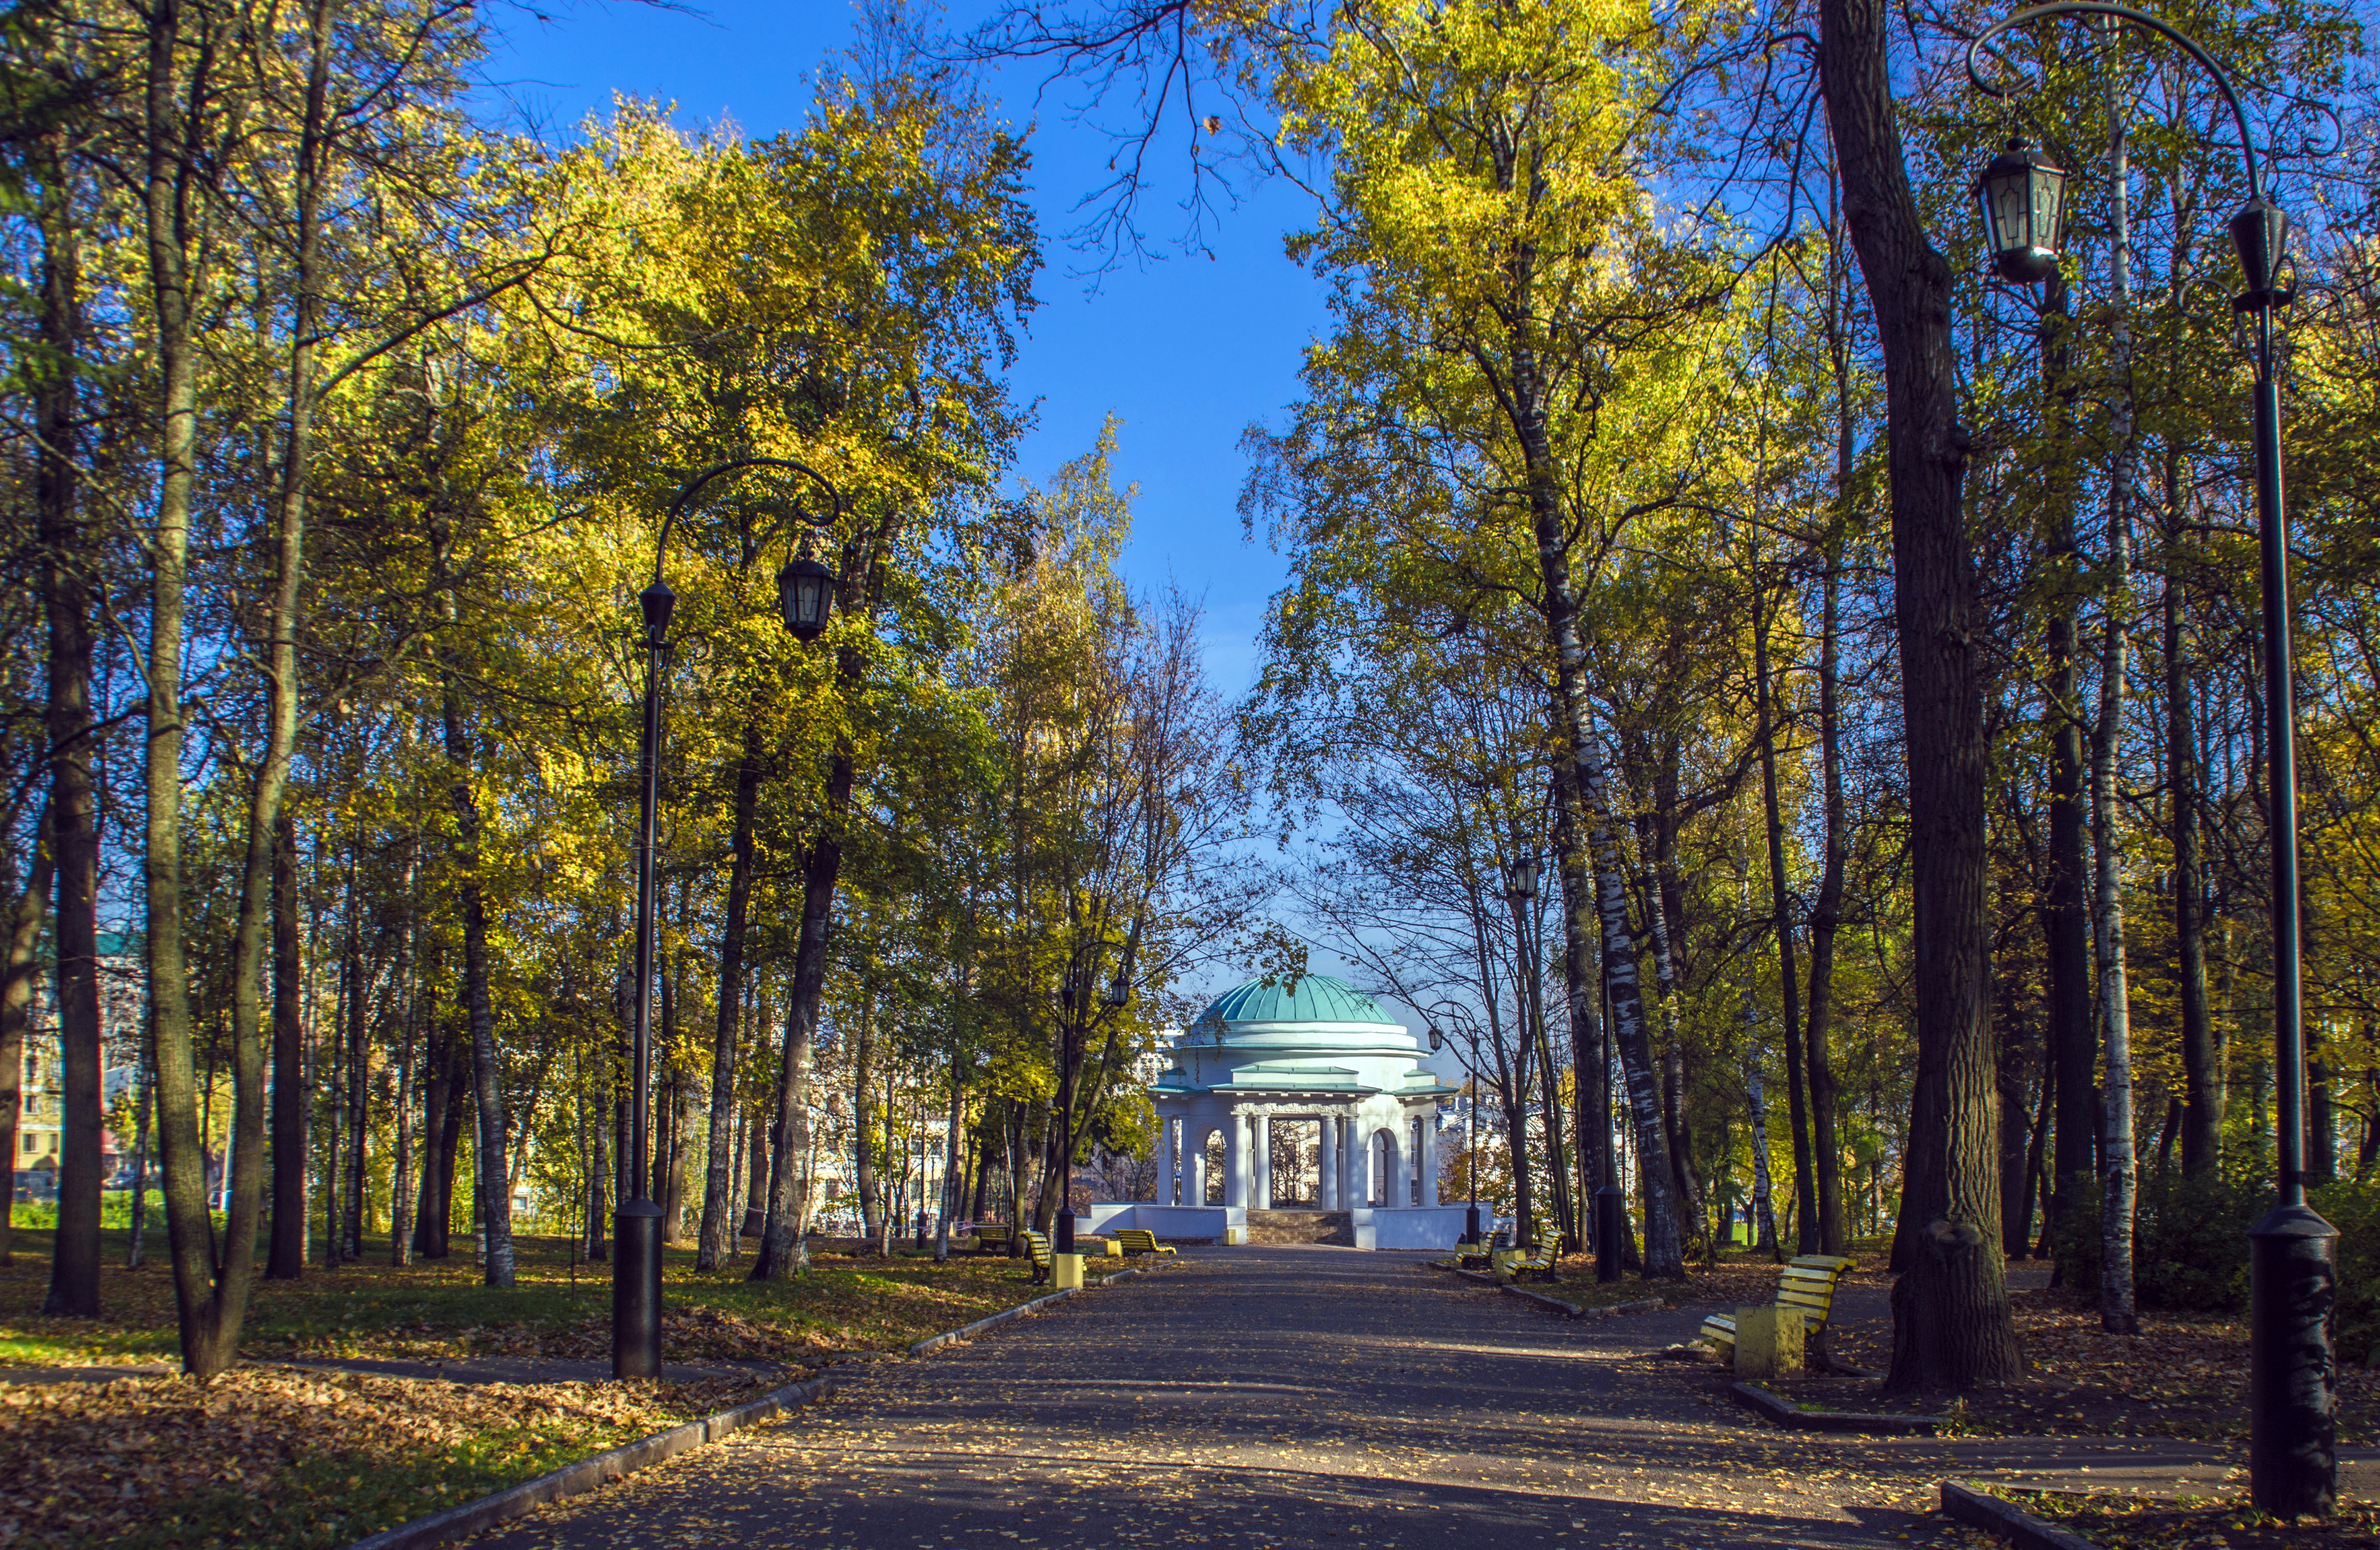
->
[1199,974,1398,1027]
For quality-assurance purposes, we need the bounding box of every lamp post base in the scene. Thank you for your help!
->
[2249,1200,2338,1517]
[613,1198,665,1381]
[1055,1208,1076,1254]
[1594,1185,1627,1284]
[1465,1204,1481,1242]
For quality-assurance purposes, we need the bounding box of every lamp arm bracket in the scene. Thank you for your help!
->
[1965,2,2263,200]
[651,456,850,589]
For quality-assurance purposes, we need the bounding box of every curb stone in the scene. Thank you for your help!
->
[343,1374,832,1550]
[1729,1379,1944,1436]
[1939,1480,2102,1550]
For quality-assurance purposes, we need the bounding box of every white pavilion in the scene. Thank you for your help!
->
[1088,974,1467,1249]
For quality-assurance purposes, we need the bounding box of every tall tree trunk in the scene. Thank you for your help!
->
[753,982,819,1280]
[855,995,880,1243]
[2167,463,2220,1176]
[442,632,512,1286]
[1753,566,1816,1254]
[341,828,369,1260]
[754,543,878,1278]
[268,808,307,1277]
[148,0,267,1381]
[1744,1032,1779,1255]
[37,123,102,1320]
[1552,778,1601,1234]
[1816,0,2021,1390]
[389,880,417,1268]
[1806,187,1855,1257]
[1997,970,2037,1257]
[2094,85,2139,1336]
[413,1010,447,1257]
[2043,277,2097,1263]
[698,722,765,1269]
[1,813,53,1267]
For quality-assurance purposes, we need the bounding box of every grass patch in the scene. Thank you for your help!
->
[2000,1488,2380,1549]
[0,1224,1070,1549]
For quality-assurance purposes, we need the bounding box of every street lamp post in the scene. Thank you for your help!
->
[1967,6,2332,1514]
[616,457,843,1382]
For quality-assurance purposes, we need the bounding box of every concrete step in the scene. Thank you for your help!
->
[1246,1209,1353,1246]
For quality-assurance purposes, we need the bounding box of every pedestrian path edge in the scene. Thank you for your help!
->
[342,1373,834,1550]
[1939,1480,2103,1550]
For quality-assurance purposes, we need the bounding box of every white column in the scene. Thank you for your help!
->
[1346,1119,1366,1207]
[1422,1111,1439,1206]
[1188,1125,1208,1206]
[1162,1115,1178,1205]
[1319,1118,1338,1210]
[1225,1111,1247,1208]
[1253,1115,1272,1209]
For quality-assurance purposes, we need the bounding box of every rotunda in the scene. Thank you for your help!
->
[1126,974,1464,1248]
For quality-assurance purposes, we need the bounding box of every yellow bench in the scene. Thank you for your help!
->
[1115,1228,1176,1258]
[1022,1229,1055,1285]
[1700,1254,1856,1357]
[970,1224,1013,1256]
[1495,1241,1557,1284]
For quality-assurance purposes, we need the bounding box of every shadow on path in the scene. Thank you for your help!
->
[467,1246,2154,1549]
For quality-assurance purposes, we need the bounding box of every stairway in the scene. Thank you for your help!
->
[1246,1209,1353,1246]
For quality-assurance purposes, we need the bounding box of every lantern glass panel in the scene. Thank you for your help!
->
[777,557,836,641]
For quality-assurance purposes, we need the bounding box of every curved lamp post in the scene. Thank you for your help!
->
[1966,7,2329,1514]
[617,456,843,1382]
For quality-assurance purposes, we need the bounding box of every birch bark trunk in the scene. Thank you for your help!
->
[2095,68,2140,1334]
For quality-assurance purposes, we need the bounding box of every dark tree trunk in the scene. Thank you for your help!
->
[698,721,765,1269]
[1816,0,2021,1390]
[441,640,511,1286]
[268,810,307,1277]
[38,127,102,1319]
[2041,278,2096,1250]
[2166,504,2220,1176]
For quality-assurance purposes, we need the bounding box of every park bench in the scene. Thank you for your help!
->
[1021,1229,1055,1285]
[1499,1241,1558,1284]
[970,1223,1013,1256]
[1699,1253,1856,1362]
[1114,1228,1176,1258]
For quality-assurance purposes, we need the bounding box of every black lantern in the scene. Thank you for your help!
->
[1509,858,1540,900]
[1974,139,2069,283]
[2230,195,2288,295]
[1103,972,1129,1008]
[777,552,836,642]
[1428,1025,1443,1053]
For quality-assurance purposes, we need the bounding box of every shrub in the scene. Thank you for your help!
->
[2051,1169,2257,1314]
[2311,1178,2380,1366]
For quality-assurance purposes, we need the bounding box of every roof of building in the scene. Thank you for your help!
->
[1198,974,1398,1028]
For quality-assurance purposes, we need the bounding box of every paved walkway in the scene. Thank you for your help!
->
[471,1246,2289,1550]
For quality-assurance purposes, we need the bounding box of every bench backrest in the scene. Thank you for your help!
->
[975,1224,1012,1242]
[1776,1253,1855,1329]
[1022,1229,1053,1265]
[1116,1228,1157,1252]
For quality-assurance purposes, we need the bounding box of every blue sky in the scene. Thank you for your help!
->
[482,0,1328,700]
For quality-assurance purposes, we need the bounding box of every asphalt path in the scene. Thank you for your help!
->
[467,1246,2083,1550]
